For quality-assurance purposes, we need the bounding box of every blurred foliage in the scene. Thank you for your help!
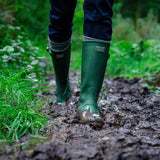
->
[0,0,160,78]
[114,0,160,31]
[112,10,160,41]
[0,0,50,39]
[0,0,160,79]
[0,24,48,77]
[108,40,160,79]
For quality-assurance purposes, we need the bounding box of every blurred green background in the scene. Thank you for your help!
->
[1,0,160,78]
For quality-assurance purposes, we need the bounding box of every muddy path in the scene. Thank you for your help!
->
[2,71,160,160]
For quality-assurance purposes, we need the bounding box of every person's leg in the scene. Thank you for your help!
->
[78,0,114,126]
[48,0,77,103]
[83,0,114,41]
[49,0,77,43]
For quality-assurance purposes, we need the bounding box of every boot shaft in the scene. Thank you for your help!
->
[80,40,110,106]
[49,46,71,103]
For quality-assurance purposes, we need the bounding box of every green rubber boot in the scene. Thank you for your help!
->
[49,46,71,103]
[77,40,110,127]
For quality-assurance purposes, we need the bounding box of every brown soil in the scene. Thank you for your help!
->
[1,71,160,160]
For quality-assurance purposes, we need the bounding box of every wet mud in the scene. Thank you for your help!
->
[2,71,160,160]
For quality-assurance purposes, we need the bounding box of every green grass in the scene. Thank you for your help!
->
[0,71,46,141]
[0,24,47,141]
[108,40,160,79]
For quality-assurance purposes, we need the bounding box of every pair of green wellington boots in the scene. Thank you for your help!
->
[49,40,110,127]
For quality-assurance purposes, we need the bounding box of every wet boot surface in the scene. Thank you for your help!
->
[1,71,160,160]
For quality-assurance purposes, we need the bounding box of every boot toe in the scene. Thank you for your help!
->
[77,109,104,128]
[57,89,71,103]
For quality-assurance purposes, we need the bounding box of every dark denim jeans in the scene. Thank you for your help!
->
[49,0,114,43]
